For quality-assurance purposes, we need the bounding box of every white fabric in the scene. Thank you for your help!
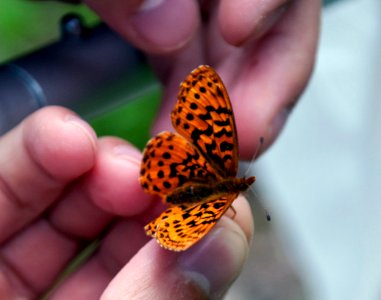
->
[255,0,381,299]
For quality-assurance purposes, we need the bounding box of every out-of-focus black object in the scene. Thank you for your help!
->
[0,14,145,135]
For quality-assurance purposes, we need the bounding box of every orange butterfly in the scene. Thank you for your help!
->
[139,65,255,251]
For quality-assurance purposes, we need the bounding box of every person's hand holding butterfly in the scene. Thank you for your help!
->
[0,106,251,299]
[0,0,320,299]
[85,0,320,157]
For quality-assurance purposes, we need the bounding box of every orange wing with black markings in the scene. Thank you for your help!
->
[140,131,219,198]
[145,195,238,251]
[171,65,239,178]
[139,65,255,252]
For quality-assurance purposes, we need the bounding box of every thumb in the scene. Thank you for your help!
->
[101,218,250,299]
[84,0,199,54]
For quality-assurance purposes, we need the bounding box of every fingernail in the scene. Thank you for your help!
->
[113,144,141,163]
[65,114,97,145]
[138,0,165,11]
[178,221,248,298]
[253,3,288,40]
[130,0,196,52]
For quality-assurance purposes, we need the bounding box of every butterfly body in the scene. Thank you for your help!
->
[140,65,255,251]
[166,176,255,205]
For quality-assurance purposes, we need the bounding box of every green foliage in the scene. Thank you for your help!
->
[91,86,161,150]
[0,0,98,63]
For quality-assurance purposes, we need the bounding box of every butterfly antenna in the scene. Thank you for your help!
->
[265,209,271,221]
[246,183,272,222]
[243,136,264,178]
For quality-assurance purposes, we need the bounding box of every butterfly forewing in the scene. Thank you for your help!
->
[171,65,239,178]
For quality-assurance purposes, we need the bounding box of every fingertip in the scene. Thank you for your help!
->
[102,218,249,299]
[177,218,249,298]
[23,106,97,181]
[101,241,210,300]
[86,0,199,54]
[129,0,199,53]
[219,0,287,46]
[88,137,151,216]
[231,195,255,244]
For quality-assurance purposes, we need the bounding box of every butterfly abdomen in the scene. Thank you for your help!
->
[166,183,215,205]
[166,177,255,205]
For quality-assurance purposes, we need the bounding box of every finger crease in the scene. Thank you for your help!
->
[0,254,37,296]
[45,217,88,243]
[0,173,27,209]
[23,138,62,184]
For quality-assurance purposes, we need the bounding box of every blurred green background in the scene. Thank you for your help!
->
[0,1,97,62]
[0,0,161,149]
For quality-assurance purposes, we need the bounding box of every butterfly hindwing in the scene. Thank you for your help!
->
[145,195,238,251]
[140,131,219,197]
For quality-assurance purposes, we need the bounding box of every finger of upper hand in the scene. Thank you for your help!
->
[219,0,321,157]
[84,0,199,54]
[219,0,291,46]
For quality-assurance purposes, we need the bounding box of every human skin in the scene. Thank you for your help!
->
[0,0,320,299]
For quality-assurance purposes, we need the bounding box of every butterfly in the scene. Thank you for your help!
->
[139,65,255,251]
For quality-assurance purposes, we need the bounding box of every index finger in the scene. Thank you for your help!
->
[219,0,321,157]
[0,106,97,243]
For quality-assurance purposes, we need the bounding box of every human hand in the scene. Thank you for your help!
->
[0,1,321,297]
[84,0,321,158]
[0,107,252,299]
